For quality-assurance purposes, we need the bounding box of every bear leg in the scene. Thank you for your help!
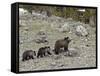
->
[37,53,40,58]
[64,47,68,52]
[22,58,25,61]
[55,48,61,55]
[40,54,43,58]
[47,51,52,55]
[31,56,34,59]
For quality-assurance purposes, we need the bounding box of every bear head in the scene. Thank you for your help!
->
[64,37,71,43]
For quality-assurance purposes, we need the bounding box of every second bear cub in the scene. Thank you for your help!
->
[37,46,52,58]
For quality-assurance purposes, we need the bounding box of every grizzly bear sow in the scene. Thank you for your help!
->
[22,50,36,61]
[54,37,71,54]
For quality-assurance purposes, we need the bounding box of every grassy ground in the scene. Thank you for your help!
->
[19,18,96,72]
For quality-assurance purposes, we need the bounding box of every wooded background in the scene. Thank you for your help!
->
[19,4,96,27]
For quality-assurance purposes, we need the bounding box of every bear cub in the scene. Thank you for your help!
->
[22,50,36,61]
[37,46,52,58]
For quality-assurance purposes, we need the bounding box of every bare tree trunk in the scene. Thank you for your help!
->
[89,9,96,27]
[89,16,95,27]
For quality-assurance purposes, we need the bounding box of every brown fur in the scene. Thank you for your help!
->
[54,37,71,54]
[37,46,52,58]
[22,50,36,61]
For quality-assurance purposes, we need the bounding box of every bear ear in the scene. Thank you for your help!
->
[48,46,50,48]
[46,46,50,48]
[48,46,50,49]
[64,37,69,40]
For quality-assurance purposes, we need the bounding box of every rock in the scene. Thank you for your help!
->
[19,20,27,26]
[34,30,48,44]
[86,44,89,47]
[37,30,46,35]
[66,18,73,21]
[19,8,29,16]
[34,60,39,63]
[57,23,70,33]
[32,11,48,20]
[35,39,48,44]
[68,52,77,57]
[64,48,79,57]
[54,55,61,60]
[58,64,65,67]
[76,25,88,36]
[64,51,72,57]
[50,62,56,66]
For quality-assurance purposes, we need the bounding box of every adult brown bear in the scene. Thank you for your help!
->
[54,37,71,55]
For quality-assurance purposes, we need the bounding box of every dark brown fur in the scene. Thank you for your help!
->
[22,50,36,61]
[54,37,71,54]
[37,46,52,58]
